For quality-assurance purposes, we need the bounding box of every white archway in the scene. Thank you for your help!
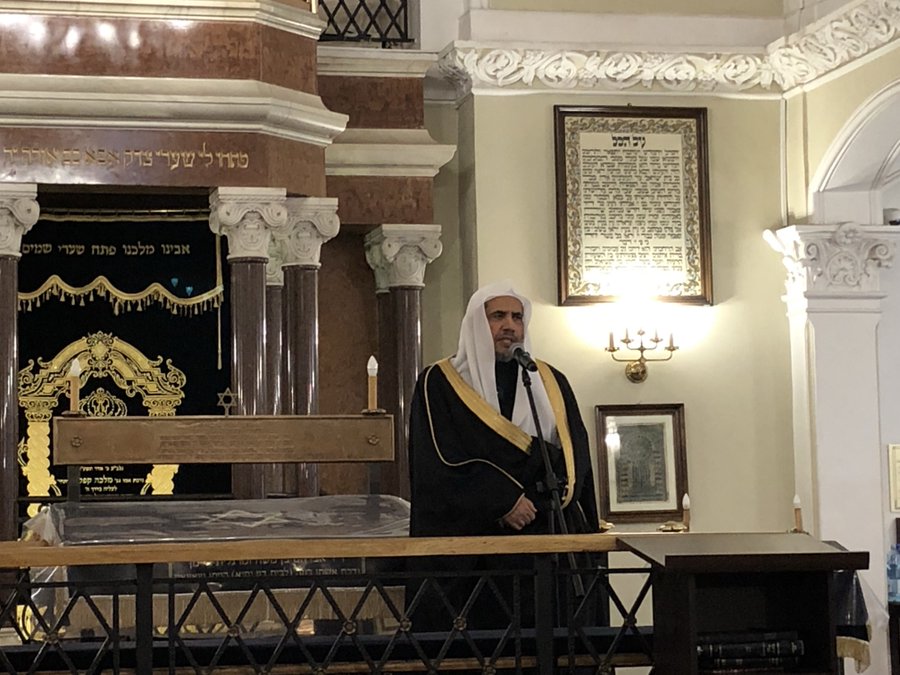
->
[811,79,900,225]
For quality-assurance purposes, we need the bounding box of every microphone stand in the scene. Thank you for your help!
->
[520,366,585,598]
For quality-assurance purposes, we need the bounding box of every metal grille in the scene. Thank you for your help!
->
[0,559,653,674]
[319,0,411,46]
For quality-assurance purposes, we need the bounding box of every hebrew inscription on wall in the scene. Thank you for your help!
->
[556,108,711,304]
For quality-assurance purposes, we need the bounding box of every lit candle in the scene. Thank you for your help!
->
[682,493,691,530]
[68,358,82,413]
[367,355,378,410]
[793,494,803,532]
[608,332,615,351]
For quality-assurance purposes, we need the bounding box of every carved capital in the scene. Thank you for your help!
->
[364,224,442,291]
[271,197,341,270]
[209,187,287,260]
[0,184,39,258]
[766,223,896,304]
[266,240,286,286]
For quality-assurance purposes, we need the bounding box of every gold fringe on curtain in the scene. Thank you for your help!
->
[18,275,223,316]
[17,207,223,317]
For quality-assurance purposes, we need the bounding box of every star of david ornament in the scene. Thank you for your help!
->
[217,388,237,417]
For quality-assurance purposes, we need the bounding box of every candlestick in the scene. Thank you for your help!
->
[68,358,82,413]
[366,355,378,410]
[682,493,691,531]
[793,494,803,532]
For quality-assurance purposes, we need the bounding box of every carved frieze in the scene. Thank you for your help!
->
[438,0,900,95]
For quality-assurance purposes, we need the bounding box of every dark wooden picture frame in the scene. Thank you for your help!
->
[595,403,688,523]
[554,105,712,306]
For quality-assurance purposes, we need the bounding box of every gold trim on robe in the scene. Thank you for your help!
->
[430,358,578,506]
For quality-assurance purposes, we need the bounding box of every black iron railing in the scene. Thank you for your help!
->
[0,552,653,674]
[319,0,412,46]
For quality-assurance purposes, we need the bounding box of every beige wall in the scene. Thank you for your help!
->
[487,0,783,16]
[426,92,796,533]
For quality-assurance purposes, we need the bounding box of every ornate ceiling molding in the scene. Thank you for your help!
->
[438,0,900,95]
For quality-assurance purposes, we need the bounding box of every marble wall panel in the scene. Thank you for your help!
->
[327,176,432,226]
[0,17,316,92]
[318,76,424,129]
[318,231,378,495]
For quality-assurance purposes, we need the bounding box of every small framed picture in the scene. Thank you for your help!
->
[889,444,900,511]
[595,403,688,523]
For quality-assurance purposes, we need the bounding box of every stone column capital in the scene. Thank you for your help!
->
[364,224,442,291]
[209,187,287,260]
[0,184,39,258]
[766,222,898,313]
[271,197,340,270]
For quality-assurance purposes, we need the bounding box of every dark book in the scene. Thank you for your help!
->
[697,638,805,659]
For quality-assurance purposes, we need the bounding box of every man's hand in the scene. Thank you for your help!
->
[501,494,537,530]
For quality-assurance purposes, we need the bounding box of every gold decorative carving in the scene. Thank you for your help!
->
[18,331,187,508]
[82,387,128,418]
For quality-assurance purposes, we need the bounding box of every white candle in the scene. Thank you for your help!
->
[793,494,803,532]
[682,493,691,530]
[668,333,675,349]
[607,332,615,351]
[68,358,82,413]
[366,355,378,410]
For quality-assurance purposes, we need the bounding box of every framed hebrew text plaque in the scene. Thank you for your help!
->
[555,106,712,305]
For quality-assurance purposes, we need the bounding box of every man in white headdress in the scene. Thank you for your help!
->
[406,280,599,629]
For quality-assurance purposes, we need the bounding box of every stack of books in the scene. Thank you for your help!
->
[697,630,804,672]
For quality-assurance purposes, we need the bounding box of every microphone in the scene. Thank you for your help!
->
[510,343,538,372]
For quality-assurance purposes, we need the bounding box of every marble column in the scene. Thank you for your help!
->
[768,223,896,675]
[0,185,38,543]
[264,244,289,496]
[209,187,286,500]
[277,197,339,496]
[364,224,441,499]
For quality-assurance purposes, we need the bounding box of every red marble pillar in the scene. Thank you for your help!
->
[280,197,339,496]
[265,278,288,496]
[0,187,38,543]
[365,225,441,500]
[210,187,287,500]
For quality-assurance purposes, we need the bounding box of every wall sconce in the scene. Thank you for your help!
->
[606,328,678,383]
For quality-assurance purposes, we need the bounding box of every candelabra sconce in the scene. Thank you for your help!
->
[606,329,678,383]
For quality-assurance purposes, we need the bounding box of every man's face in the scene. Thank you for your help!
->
[484,296,525,357]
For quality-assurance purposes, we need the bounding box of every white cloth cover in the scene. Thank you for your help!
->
[449,280,558,443]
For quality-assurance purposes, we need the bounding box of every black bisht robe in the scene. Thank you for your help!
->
[406,358,603,631]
